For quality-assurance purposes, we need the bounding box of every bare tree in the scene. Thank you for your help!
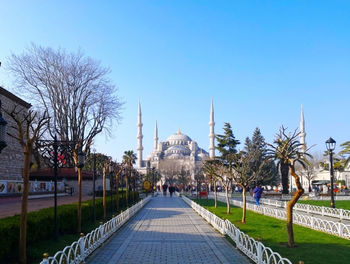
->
[3,104,49,264]
[159,159,184,184]
[8,44,123,233]
[228,151,269,223]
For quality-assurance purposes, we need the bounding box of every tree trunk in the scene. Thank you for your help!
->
[132,175,135,202]
[281,163,290,194]
[103,168,106,218]
[77,167,82,233]
[308,180,312,193]
[126,168,129,208]
[19,150,31,264]
[115,172,119,212]
[225,185,230,214]
[241,186,246,223]
[214,180,217,208]
[286,165,304,248]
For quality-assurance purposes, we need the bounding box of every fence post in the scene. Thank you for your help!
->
[340,209,343,220]
[79,233,85,262]
[41,253,49,264]
[257,241,263,264]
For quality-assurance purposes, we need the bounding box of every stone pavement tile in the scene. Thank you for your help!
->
[87,196,250,264]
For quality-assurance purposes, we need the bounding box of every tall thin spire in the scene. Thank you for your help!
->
[209,98,215,159]
[299,104,306,155]
[137,100,143,168]
[154,120,158,151]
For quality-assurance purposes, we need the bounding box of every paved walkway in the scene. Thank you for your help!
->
[87,196,249,264]
[0,194,91,219]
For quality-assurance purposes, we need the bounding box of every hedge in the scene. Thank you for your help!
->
[0,191,139,262]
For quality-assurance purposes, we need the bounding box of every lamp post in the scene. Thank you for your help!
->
[77,149,85,233]
[326,137,336,208]
[0,100,8,153]
[92,151,96,223]
[109,161,113,215]
[37,137,76,240]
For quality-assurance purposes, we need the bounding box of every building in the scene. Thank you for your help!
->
[136,99,215,183]
[0,87,31,194]
[292,105,350,192]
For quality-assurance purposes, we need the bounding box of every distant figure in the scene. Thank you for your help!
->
[162,184,168,196]
[253,185,263,206]
[169,185,175,197]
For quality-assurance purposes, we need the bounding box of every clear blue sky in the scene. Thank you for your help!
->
[0,1,349,161]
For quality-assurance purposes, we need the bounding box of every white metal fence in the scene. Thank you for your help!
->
[210,195,350,240]
[40,196,151,264]
[214,192,350,221]
[182,195,292,264]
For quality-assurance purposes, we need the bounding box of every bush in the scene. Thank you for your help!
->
[0,191,139,262]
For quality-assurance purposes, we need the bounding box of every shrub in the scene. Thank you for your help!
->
[0,191,139,262]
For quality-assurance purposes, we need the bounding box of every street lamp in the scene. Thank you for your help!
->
[77,149,85,233]
[92,150,96,223]
[109,161,113,215]
[37,136,75,240]
[0,100,8,153]
[77,150,85,168]
[326,137,336,208]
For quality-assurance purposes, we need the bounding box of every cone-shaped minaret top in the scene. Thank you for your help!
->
[299,104,306,155]
[154,120,158,151]
[137,100,143,168]
[209,98,215,159]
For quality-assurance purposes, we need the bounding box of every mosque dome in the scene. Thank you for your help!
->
[165,145,191,156]
[166,129,192,145]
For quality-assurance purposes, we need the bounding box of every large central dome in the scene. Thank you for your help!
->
[166,129,192,145]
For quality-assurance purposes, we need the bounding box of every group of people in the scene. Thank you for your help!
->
[162,183,176,197]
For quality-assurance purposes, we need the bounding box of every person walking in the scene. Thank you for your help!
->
[253,185,263,206]
[162,183,168,197]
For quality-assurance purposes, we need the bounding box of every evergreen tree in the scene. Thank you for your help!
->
[244,127,278,186]
[216,122,240,162]
[215,122,240,214]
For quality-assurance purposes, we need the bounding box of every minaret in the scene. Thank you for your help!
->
[299,104,306,155]
[154,120,158,151]
[209,98,215,159]
[137,100,143,168]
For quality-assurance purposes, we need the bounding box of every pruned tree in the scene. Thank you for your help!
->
[112,161,124,212]
[3,104,49,264]
[159,159,185,184]
[8,44,123,233]
[228,151,269,223]
[122,150,137,207]
[176,169,190,191]
[267,126,312,248]
[202,159,220,207]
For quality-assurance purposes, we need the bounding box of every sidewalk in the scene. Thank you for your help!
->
[87,196,249,264]
[0,194,91,219]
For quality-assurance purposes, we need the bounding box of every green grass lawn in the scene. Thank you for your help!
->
[298,199,350,210]
[195,199,350,264]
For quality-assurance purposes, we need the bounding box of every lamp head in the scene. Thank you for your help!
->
[325,137,336,152]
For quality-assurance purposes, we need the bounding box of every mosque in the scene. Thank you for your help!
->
[136,100,215,182]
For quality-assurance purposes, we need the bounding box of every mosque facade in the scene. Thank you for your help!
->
[136,100,215,182]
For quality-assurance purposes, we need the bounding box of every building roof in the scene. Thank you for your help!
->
[166,130,192,143]
[0,86,31,108]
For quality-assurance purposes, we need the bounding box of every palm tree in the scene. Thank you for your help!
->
[122,150,137,207]
[267,126,312,248]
